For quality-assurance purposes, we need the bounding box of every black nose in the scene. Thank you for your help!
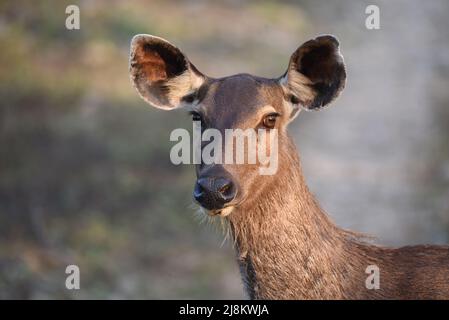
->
[193,177,237,210]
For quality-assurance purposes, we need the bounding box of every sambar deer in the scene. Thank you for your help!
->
[129,34,449,299]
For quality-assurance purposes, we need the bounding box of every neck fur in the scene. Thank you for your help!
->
[227,138,366,299]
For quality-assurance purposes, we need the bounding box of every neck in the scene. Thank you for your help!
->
[228,139,364,299]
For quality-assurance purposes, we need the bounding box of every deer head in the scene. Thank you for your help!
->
[129,34,346,217]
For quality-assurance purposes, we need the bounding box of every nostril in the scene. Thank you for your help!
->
[194,176,237,210]
[218,183,230,194]
[215,178,236,202]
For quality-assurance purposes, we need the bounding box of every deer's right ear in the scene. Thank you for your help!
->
[129,35,206,110]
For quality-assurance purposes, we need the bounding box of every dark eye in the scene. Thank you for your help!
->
[262,113,279,129]
[191,111,202,122]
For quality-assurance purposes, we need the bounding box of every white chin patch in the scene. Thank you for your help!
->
[207,206,235,217]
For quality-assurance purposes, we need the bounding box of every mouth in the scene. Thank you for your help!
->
[206,205,235,217]
[201,194,248,218]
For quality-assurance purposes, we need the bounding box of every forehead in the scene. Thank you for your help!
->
[198,74,284,125]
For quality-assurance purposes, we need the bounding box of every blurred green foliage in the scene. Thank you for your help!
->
[0,0,268,299]
[0,0,312,300]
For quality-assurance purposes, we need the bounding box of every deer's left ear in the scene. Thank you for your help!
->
[280,35,346,112]
[129,34,206,110]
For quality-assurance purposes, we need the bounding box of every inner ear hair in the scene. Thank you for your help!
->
[136,39,188,82]
[130,34,206,110]
[162,71,197,104]
[283,71,316,107]
[295,37,345,109]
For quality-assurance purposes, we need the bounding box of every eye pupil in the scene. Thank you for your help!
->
[263,114,277,129]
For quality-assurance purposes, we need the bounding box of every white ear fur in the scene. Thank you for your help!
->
[279,35,346,112]
[280,72,316,109]
[164,70,204,106]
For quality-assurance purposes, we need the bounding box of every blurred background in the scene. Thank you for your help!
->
[0,0,448,299]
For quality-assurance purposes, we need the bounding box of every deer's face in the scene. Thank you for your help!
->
[129,35,346,216]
